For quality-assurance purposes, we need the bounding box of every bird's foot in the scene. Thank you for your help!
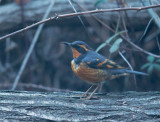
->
[80,96,98,100]
[76,92,89,98]
[76,94,87,98]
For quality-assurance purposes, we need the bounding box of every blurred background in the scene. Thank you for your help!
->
[0,0,160,93]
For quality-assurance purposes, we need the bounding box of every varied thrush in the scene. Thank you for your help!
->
[64,41,148,100]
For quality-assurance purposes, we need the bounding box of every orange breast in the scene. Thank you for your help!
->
[71,48,81,59]
[71,60,109,84]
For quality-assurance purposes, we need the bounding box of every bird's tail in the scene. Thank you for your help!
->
[123,69,148,76]
[111,69,148,76]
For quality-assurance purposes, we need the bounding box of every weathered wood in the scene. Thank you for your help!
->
[0,0,160,31]
[0,91,160,121]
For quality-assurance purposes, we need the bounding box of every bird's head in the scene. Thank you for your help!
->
[63,41,92,58]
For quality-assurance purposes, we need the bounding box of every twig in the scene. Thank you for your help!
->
[116,0,128,38]
[142,1,160,29]
[138,18,153,43]
[2,83,70,92]
[72,2,160,58]
[68,0,92,40]
[1,4,160,41]
[96,31,126,52]
[118,51,137,89]
[11,0,55,90]
[120,35,160,58]
[88,10,160,58]
[100,18,160,58]
[116,1,137,87]
[68,0,87,32]
[157,37,160,53]
[75,2,105,41]
[95,16,160,58]
[145,29,160,42]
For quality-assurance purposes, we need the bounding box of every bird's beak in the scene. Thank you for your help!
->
[62,42,71,46]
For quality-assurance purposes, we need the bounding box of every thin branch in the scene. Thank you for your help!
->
[90,15,115,33]
[2,83,70,92]
[68,0,86,30]
[142,1,160,29]
[119,51,137,89]
[115,1,137,87]
[1,4,160,41]
[68,0,91,39]
[11,0,56,90]
[138,18,153,43]
[90,12,160,58]
[75,2,160,58]
[116,0,128,38]
[75,2,105,41]
[120,35,160,58]
[92,14,160,58]
[157,37,160,53]
[145,29,160,42]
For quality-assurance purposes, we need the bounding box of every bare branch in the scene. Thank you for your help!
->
[1,4,160,41]
[85,9,160,58]
[157,37,160,53]
[120,35,160,58]
[11,0,56,90]
[89,11,160,58]
[67,0,90,38]
[119,51,137,89]
[1,83,70,92]
[138,18,153,43]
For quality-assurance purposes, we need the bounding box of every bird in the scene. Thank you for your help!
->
[63,41,148,100]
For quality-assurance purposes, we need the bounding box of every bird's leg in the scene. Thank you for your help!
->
[98,83,103,93]
[82,84,100,100]
[80,85,94,98]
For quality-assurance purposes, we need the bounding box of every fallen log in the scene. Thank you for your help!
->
[0,90,160,121]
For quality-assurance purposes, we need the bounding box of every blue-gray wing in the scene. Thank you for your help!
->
[83,51,124,70]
